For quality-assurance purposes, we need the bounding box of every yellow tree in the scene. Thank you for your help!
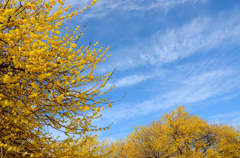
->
[106,106,240,158]
[106,139,127,158]
[0,0,115,157]
[53,134,111,158]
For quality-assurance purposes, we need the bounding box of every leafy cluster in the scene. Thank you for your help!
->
[105,106,240,158]
[0,0,115,157]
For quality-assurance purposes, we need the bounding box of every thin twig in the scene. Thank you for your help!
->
[3,0,9,9]
[75,20,88,44]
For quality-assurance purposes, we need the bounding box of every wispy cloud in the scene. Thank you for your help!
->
[98,67,240,124]
[211,112,240,119]
[102,74,153,91]
[141,14,240,65]
[66,0,208,20]
[118,0,208,13]
[92,7,240,73]
[210,111,240,127]
[116,74,151,87]
[163,71,239,105]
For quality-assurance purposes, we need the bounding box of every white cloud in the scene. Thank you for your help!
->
[120,0,208,12]
[93,8,240,73]
[99,73,155,92]
[155,70,238,110]
[114,74,152,87]
[59,0,208,21]
[98,68,240,124]
[211,112,240,119]
[210,111,240,127]
[140,15,240,65]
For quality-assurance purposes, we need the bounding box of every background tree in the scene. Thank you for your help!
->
[52,134,111,158]
[0,0,116,157]
[105,106,240,158]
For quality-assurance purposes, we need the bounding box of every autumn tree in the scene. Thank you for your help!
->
[106,106,240,158]
[0,0,116,157]
[52,134,111,158]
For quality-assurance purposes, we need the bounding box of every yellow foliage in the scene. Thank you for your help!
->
[0,0,113,157]
[106,106,240,158]
[53,134,111,158]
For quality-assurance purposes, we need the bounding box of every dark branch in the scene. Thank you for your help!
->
[3,0,10,9]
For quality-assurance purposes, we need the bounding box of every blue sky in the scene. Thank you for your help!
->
[54,0,240,140]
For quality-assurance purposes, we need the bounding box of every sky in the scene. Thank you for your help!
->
[54,0,240,140]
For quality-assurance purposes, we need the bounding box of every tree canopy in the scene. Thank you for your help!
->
[106,106,240,158]
[0,0,115,157]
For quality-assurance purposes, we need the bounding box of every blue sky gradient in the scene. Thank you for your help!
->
[54,0,240,140]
